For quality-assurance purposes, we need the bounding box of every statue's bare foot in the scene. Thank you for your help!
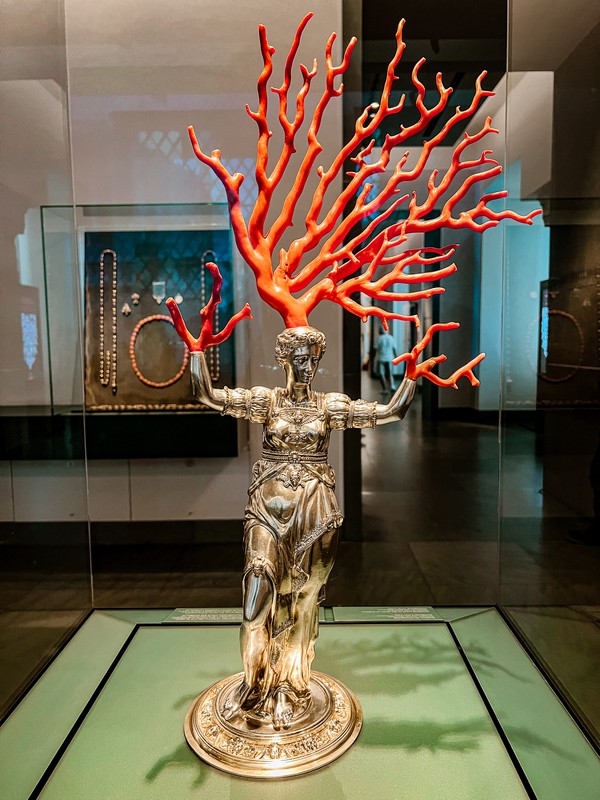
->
[273,689,294,731]
[221,681,252,721]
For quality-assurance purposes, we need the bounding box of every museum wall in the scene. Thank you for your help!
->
[75,0,343,524]
[499,0,600,592]
[1,0,346,524]
[0,0,91,716]
[358,12,551,415]
[0,0,73,408]
[0,0,87,522]
[63,0,345,374]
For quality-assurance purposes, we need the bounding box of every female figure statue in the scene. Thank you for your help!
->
[190,326,416,731]
[169,9,522,773]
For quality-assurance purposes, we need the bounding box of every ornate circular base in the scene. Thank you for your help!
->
[184,671,362,779]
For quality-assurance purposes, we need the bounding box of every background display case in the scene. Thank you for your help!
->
[75,205,235,411]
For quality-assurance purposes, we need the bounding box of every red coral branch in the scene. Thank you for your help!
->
[166,262,252,352]
[394,322,485,387]
[265,29,358,263]
[186,15,542,340]
[301,240,459,321]
[246,13,317,245]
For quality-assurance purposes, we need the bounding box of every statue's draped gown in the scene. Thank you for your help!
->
[222,383,377,714]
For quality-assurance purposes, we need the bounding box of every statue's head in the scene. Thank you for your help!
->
[275,326,326,385]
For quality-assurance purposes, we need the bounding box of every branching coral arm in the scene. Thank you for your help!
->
[295,116,538,307]
[394,322,485,387]
[279,21,409,269]
[268,17,317,183]
[246,14,318,245]
[186,15,542,332]
[301,242,458,321]
[166,262,252,352]
[288,193,410,293]
[187,128,260,269]
[326,294,421,327]
[187,128,301,321]
[289,74,495,292]
[265,31,358,257]
[245,23,276,246]
[287,58,469,278]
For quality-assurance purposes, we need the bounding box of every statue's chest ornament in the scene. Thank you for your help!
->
[260,397,329,488]
[270,396,326,448]
[278,406,323,428]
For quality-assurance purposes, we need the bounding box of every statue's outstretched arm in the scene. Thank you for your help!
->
[166,261,252,414]
[190,351,227,411]
[374,321,485,425]
[375,377,416,426]
[189,351,272,422]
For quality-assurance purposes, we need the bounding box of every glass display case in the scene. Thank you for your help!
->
[0,2,90,723]
[499,0,600,750]
[1,0,598,795]
[39,204,239,462]
[42,203,236,413]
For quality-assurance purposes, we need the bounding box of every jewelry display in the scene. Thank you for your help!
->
[85,226,234,411]
[152,281,166,305]
[201,251,220,382]
[99,248,118,393]
[129,314,189,388]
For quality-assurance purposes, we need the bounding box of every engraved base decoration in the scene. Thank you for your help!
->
[184,671,362,778]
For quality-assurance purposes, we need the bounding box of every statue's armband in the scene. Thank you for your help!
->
[326,393,377,430]
[222,386,271,423]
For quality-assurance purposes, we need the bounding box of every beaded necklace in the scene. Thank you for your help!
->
[99,249,118,393]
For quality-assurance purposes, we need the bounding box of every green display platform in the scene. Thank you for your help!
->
[1,609,598,799]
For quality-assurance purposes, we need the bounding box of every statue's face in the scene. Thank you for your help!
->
[289,344,322,385]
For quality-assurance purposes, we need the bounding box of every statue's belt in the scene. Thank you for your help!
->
[261,449,328,463]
